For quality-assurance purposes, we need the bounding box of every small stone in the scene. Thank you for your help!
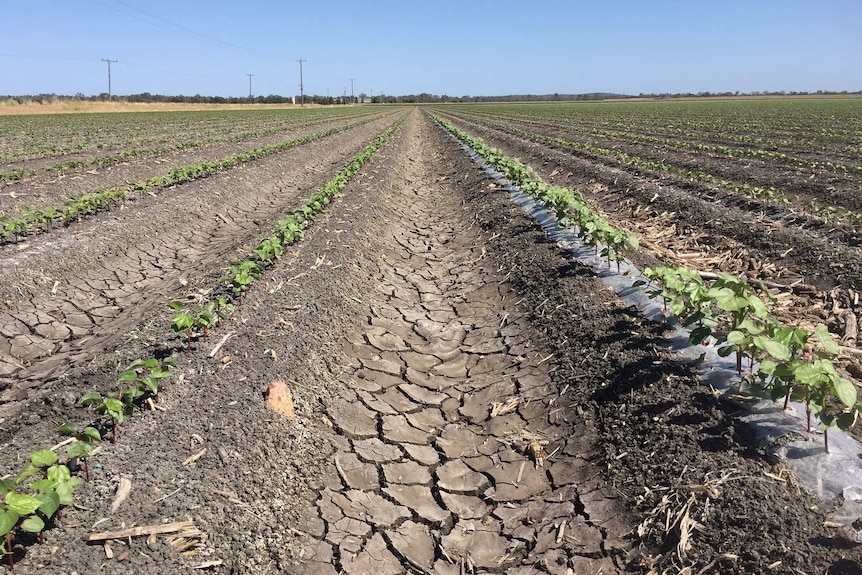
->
[265,381,296,418]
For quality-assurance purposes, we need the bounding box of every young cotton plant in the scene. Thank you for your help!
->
[169,301,217,351]
[756,323,859,452]
[57,424,101,482]
[1,450,80,569]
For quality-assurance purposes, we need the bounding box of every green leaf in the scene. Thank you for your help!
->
[46,465,71,483]
[37,491,60,519]
[28,479,57,493]
[0,511,19,537]
[5,492,43,515]
[31,449,58,468]
[15,463,40,484]
[66,442,93,460]
[727,330,747,346]
[102,398,125,420]
[0,480,16,495]
[79,391,103,405]
[758,360,777,375]
[717,345,735,358]
[814,323,840,356]
[833,377,858,408]
[168,301,185,311]
[82,427,101,442]
[20,515,45,534]
[753,336,792,362]
[57,423,77,436]
[119,370,138,382]
[747,295,769,319]
[54,482,77,506]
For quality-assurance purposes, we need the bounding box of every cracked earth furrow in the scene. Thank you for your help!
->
[295,111,628,574]
[0,113,401,412]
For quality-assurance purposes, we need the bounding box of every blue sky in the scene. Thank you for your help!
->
[2,0,859,97]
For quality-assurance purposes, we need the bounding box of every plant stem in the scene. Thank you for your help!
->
[5,532,12,571]
[824,428,830,454]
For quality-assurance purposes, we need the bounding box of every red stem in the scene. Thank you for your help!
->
[5,532,13,571]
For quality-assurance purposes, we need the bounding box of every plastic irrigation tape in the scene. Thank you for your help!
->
[448,128,862,540]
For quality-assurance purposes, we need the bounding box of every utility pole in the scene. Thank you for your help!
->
[297,59,306,106]
[350,78,355,104]
[101,58,117,99]
[246,73,254,103]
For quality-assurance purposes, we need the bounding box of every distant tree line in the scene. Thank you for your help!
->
[2,89,860,106]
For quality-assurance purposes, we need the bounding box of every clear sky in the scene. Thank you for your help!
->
[2,0,859,98]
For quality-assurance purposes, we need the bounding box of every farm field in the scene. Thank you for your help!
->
[1,102,861,574]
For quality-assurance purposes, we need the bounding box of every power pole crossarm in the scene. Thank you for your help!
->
[101,58,117,99]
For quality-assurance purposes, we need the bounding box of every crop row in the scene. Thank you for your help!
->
[430,113,638,269]
[446,112,862,223]
[0,114,406,569]
[0,107,389,164]
[449,99,862,154]
[433,111,860,455]
[171,113,407,347]
[0,113,387,245]
[463,107,862,175]
[0,108,384,181]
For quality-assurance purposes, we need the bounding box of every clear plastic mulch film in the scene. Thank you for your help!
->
[445,128,862,540]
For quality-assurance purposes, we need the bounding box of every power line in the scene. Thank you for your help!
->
[89,0,281,58]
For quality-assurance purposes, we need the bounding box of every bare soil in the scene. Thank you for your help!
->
[0,109,860,575]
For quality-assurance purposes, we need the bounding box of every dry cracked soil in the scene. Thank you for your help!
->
[1,109,862,575]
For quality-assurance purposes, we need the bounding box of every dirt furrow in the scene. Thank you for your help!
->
[293,112,628,574]
[0,114,400,411]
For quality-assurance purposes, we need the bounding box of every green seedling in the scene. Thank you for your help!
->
[79,392,129,443]
[119,356,177,400]
[254,236,284,264]
[2,450,80,567]
[169,301,216,351]
[228,260,263,298]
[205,298,233,326]
[57,424,101,481]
